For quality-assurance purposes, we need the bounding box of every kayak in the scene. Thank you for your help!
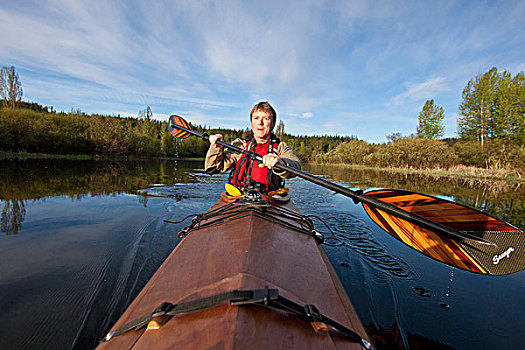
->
[98,190,372,349]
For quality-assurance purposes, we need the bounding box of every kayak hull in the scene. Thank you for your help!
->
[99,197,369,349]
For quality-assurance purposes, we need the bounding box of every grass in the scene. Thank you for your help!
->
[311,162,524,183]
[0,151,206,162]
[0,151,95,160]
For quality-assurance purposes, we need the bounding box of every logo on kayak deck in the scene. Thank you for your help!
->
[493,247,515,265]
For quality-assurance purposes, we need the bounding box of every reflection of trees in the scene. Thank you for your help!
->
[1,199,26,235]
[0,158,201,200]
[0,158,202,235]
[138,193,148,208]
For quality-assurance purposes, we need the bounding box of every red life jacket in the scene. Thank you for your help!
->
[230,135,281,192]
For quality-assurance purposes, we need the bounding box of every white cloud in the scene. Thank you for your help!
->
[289,112,313,119]
[391,77,448,105]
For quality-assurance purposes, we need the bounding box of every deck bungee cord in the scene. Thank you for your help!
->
[164,190,336,244]
[101,287,372,349]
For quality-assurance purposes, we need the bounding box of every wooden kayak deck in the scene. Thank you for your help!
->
[99,197,370,349]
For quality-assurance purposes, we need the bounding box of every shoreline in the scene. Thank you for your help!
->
[0,151,205,162]
[307,162,524,183]
[1,151,522,183]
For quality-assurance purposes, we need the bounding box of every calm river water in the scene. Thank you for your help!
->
[0,158,523,349]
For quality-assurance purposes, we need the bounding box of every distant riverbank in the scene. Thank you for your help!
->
[306,163,524,184]
[2,108,524,174]
[2,151,522,185]
[0,151,183,161]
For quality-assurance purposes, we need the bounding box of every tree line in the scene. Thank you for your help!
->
[0,106,357,160]
[1,65,523,172]
[316,137,523,171]
[415,68,524,147]
[2,105,521,171]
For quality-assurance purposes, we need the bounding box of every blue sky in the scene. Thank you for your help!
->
[1,0,524,143]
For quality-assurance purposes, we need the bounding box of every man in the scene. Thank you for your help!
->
[205,101,301,194]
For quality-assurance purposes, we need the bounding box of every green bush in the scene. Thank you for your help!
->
[317,140,375,164]
[453,140,525,170]
[319,137,459,169]
[375,138,458,169]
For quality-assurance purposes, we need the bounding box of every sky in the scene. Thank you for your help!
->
[1,0,524,143]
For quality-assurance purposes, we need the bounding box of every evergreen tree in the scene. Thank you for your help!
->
[416,99,445,139]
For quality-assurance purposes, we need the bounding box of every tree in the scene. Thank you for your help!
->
[138,106,153,120]
[416,99,445,139]
[0,67,6,107]
[458,67,499,147]
[0,65,23,109]
[275,120,285,139]
[386,132,404,143]
[508,72,525,145]
[458,67,524,146]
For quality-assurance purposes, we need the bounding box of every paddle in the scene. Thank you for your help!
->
[168,115,495,246]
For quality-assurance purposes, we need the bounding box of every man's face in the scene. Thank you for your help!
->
[251,110,273,141]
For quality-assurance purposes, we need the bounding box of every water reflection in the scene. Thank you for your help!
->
[1,199,25,234]
[305,164,524,231]
[3,160,522,234]
[0,158,202,234]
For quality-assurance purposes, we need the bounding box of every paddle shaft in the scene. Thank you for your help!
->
[170,122,492,245]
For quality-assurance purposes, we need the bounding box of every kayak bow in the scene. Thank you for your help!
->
[99,192,372,349]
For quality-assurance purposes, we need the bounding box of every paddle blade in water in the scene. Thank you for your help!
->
[169,115,192,139]
[362,189,525,275]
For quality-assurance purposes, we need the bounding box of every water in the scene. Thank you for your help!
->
[0,158,523,349]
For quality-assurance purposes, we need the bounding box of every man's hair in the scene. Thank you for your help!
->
[250,101,276,128]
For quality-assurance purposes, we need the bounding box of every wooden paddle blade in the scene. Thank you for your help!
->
[168,115,192,139]
[363,189,525,275]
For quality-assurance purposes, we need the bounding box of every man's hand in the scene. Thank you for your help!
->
[259,153,280,169]
[209,134,224,150]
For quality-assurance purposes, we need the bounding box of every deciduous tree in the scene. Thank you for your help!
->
[275,120,285,139]
[456,67,525,146]
[0,65,23,109]
[416,99,445,139]
[458,68,499,147]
